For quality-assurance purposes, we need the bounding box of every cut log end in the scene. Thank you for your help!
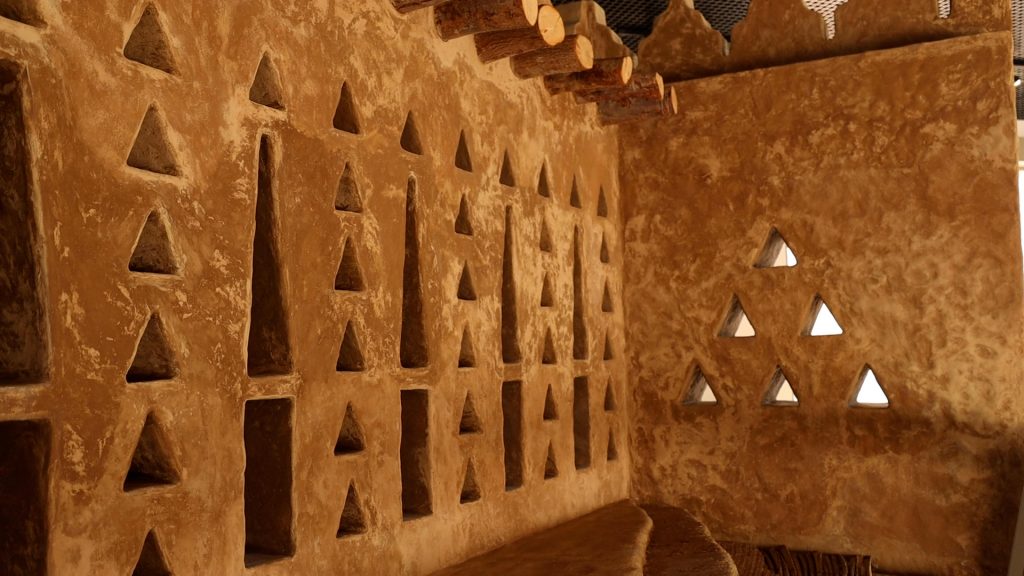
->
[475,5,565,63]
[543,56,633,95]
[598,86,679,125]
[511,35,593,79]
[435,0,541,41]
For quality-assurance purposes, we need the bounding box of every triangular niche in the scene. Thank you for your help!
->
[540,273,554,308]
[804,295,843,336]
[597,186,609,218]
[604,381,616,411]
[337,482,367,537]
[458,325,476,368]
[683,364,718,406]
[333,81,360,134]
[249,52,285,110]
[400,111,423,155]
[754,227,798,268]
[543,384,558,420]
[537,162,552,198]
[123,412,179,491]
[459,391,482,435]
[544,442,558,479]
[600,232,610,264]
[499,149,516,187]
[718,295,756,338]
[123,4,176,74]
[460,459,481,503]
[457,262,477,301]
[335,163,363,213]
[454,194,474,236]
[131,529,172,576]
[539,217,553,253]
[764,367,799,406]
[129,210,178,275]
[851,365,889,408]
[601,280,613,313]
[126,313,177,383]
[334,404,365,455]
[569,176,582,208]
[127,105,180,176]
[336,321,366,372]
[607,430,618,462]
[602,331,614,361]
[455,130,473,172]
[334,239,365,292]
[541,328,557,365]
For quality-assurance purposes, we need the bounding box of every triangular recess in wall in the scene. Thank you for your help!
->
[540,273,554,308]
[337,482,367,537]
[249,52,285,110]
[127,105,180,176]
[460,459,481,503]
[602,331,614,361]
[539,217,553,253]
[600,232,610,264]
[400,176,429,368]
[764,367,799,406]
[123,412,179,491]
[569,176,582,209]
[501,206,521,364]
[541,328,557,365]
[0,0,43,26]
[126,313,177,383]
[458,325,476,368]
[597,186,609,218]
[455,194,474,236]
[719,296,756,338]
[131,529,172,576]
[683,364,718,405]
[537,162,552,198]
[601,280,613,313]
[333,82,361,134]
[851,365,889,408]
[499,149,517,187]
[335,239,366,292]
[804,295,843,336]
[459,391,482,435]
[544,442,558,479]
[455,130,473,172]
[543,384,558,420]
[334,403,365,455]
[123,4,176,74]
[572,226,588,359]
[335,163,363,213]
[754,227,798,268]
[336,321,366,372]
[607,429,618,461]
[604,381,616,411]
[129,210,178,275]
[400,112,423,155]
[457,262,477,301]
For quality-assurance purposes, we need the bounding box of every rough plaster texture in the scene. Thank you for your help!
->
[0,0,628,574]
[621,32,1024,576]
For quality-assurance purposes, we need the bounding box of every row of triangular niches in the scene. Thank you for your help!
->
[684,365,890,408]
[721,295,843,338]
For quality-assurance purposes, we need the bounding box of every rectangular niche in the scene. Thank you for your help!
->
[400,389,432,520]
[0,61,49,386]
[0,419,51,575]
[502,380,523,490]
[243,397,295,566]
[573,376,591,470]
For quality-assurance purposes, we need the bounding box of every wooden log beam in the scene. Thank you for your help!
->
[435,0,539,41]
[543,56,632,95]
[510,34,594,79]
[574,71,663,104]
[598,86,678,125]
[392,0,449,15]
[475,5,565,63]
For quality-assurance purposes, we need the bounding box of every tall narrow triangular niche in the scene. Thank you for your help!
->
[597,186,608,218]
[332,82,360,134]
[569,176,582,209]
[458,326,476,368]
[123,4,176,74]
[455,130,473,172]
[337,482,367,537]
[604,381,616,411]
[334,404,365,455]
[455,194,474,236]
[602,331,614,361]
[129,210,178,275]
[335,163,363,213]
[249,52,285,110]
[719,296,755,338]
[764,367,799,406]
[499,149,517,187]
[600,232,610,264]
[127,313,176,383]
[459,392,482,434]
[544,442,558,479]
[851,365,889,408]
[683,365,718,405]
[0,0,43,26]
[460,459,481,503]
[543,384,558,420]
[754,227,798,268]
[541,328,557,365]
[400,177,429,368]
[335,239,365,292]
[132,530,172,576]
[457,262,477,301]
[336,321,366,372]
[127,105,180,176]
[400,112,423,155]
[607,430,618,462]
[804,295,843,336]
[540,273,554,308]
[601,280,613,313]
[539,217,553,253]
[123,412,179,491]
[537,162,552,198]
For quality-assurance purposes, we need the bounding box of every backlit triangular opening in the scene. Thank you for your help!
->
[337,482,367,537]
[336,321,366,372]
[455,130,473,172]
[335,163,363,213]
[719,296,755,338]
[805,295,843,336]
[129,210,178,275]
[683,365,718,405]
[334,239,365,292]
[460,459,481,503]
[754,227,797,268]
[332,82,360,134]
[400,112,423,155]
[127,105,180,176]
[764,367,799,406]
[851,366,889,408]
[124,412,179,491]
[132,529,172,576]
[335,404,365,455]
[249,52,285,110]
[123,4,176,74]
[543,384,558,420]
[127,313,177,383]
[459,392,482,434]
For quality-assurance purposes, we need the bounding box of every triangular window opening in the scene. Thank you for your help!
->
[123,4,176,74]
[126,313,177,383]
[537,162,552,198]
[764,368,799,406]
[455,195,474,236]
[754,228,797,268]
[123,412,179,491]
[460,460,481,503]
[607,430,618,462]
[852,366,889,408]
[569,176,582,208]
[544,442,558,479]
[805,295,843,336]
[683,365,718,406]
[597,186,608,218]
[719,296,755,338]
[127,105,180,176]
[333,82,361,135]
[602,331,614,361]
[499,150,516,187]
[132,529,173,576]
[601,281,613,313]
[458,326,476,368]
[335,404,365,455]
[604,381,616,411]
[539,218,553,253]
[400,112,423,155]
[335,163,363,213]
[248,52,285,110]
[600,233,610,264]
[337,483,367,537]
[459,392,482,435]
[541,328,558,365]
[457,262,477,301]
[336,322,366,372]
[334,239,366,292]
[540,274,554,308]
[129,210,178,275]
[455,130,473,172]
[543,385,558,420]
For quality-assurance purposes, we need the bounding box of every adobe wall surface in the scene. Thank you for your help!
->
[621,32,1024,575]
[0,1,628,574]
